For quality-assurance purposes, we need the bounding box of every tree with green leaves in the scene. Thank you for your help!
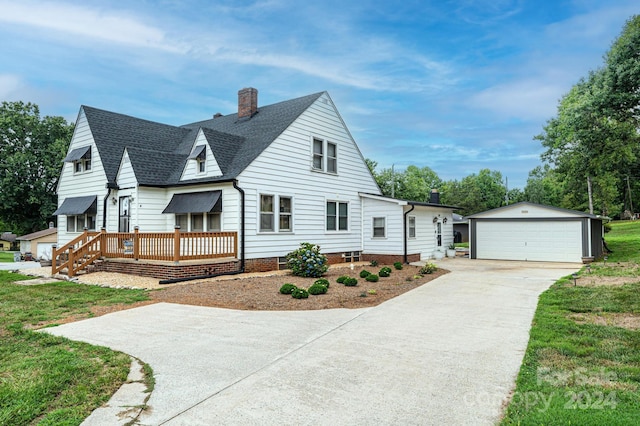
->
[536,15,640,218]
[524,165,565,206]
[0,101,74,234]
[441,169,506,215]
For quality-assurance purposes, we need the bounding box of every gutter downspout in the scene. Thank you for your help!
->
[159,180,246,285]
[103,182,120,230]
[403,204,415,264]
[233,179,246,273]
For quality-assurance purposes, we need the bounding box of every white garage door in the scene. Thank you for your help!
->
[475,220,583,262]
[37,243,54,260]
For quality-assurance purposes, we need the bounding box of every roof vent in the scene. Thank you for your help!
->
[213,113,223,118]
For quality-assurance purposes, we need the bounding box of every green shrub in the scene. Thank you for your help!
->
[359,269,371,278]
[291,288,309,299]
[344,277,358,286]
[286,242,329,278]
[308,283,328,295]
[279,283,298,294]
[314,278,330,288]
[365,274,379,282]
[419,263,438,274]
[379,267,392,277]
[336,275,349,284]
[393,262,403,270]
[369,259,378,267]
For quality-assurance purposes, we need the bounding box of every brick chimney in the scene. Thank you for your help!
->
[238,87,258,119]
[429,189,440,204]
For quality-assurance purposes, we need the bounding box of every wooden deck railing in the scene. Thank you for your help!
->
[52,227,238,276]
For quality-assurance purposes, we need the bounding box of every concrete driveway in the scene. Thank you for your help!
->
[45,258,580,425]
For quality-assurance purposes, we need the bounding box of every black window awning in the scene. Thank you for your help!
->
[53,195,97,215]
[188,145,206,160]
[162,190,222,214]
[64,146,91,162]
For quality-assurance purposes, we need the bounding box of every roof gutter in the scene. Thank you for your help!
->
[403,204,415,264]
[158,179,246,285]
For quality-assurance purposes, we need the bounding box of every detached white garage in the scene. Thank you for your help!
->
[467,202,605,263]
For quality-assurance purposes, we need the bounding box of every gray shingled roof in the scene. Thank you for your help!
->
[81,91,324,187]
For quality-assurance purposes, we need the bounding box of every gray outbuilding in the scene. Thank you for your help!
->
[467,202,605,263]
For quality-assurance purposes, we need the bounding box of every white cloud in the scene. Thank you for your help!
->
[0,74,25,99]
[469,79,565,121]
[0,1,183,52]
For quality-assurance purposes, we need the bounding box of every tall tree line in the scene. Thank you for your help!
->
[0,101,73,235]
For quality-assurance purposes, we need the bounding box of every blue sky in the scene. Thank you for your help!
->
[1,1,637,189]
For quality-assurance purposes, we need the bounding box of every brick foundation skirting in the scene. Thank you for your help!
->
[92,251,421,280]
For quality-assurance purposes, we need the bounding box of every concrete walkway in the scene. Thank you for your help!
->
[44,258,580,425]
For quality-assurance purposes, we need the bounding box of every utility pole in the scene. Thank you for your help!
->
[505,177,509,205]
[627,175,634,216]
[391,164,395,198]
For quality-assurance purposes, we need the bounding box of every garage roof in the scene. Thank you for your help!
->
[466,202,605,220]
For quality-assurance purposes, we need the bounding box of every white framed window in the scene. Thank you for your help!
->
[373,217,386,238]
[312,138,323,170]
[279,196,292,232]
[175,214,188,232]
[312,137,337,173]
[260,194,292,233]
[408,216,416,238]
[260,194,274,232]
[66,214,96,232]
[191,214,204,232]
[73,157,91,174]
[175,213,221,232]
[326,201,348,231]
[197,158,206,173]
[207,213,221,231]
[327,142,337,173]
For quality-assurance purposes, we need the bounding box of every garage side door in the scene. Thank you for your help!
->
[475,220,583,262]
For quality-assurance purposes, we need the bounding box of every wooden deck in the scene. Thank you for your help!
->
[52,228,238,277]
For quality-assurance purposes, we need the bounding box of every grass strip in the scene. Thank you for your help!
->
[0,271,149,426]
[501,221,640,425]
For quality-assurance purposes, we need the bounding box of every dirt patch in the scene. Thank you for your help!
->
[570,275,640,287]
[148,264,447,310]
[568,312,640,330]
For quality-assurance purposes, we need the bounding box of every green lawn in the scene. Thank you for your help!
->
[0,272,149,425]
[0,251,16,262]
[501,221,640,425]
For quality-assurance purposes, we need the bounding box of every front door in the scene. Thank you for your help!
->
[119,196,130,232]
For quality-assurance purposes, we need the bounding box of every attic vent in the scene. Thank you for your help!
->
[521,210,528,214]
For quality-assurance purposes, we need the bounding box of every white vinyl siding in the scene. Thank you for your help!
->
[179,130,222,181]
[56,109,107,245]
[237,93,379,259]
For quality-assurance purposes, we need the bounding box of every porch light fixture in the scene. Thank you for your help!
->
[432,217,438,223]
[443,217,448,224]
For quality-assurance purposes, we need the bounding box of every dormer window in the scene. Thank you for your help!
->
[189,145,206,174]
[64,146,92,174]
